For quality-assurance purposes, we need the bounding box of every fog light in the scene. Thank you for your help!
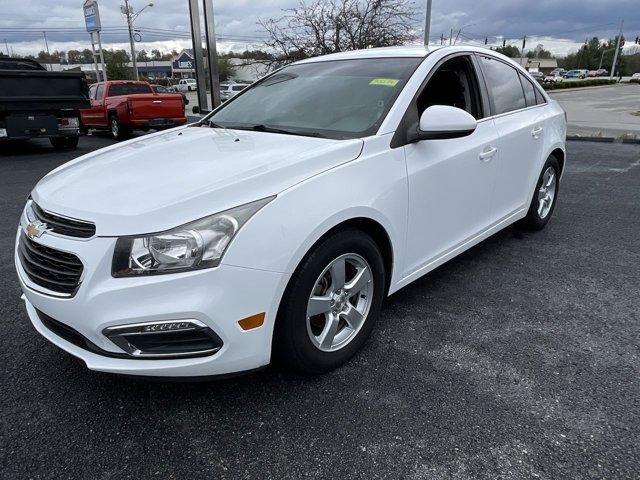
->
[103,319,223,358]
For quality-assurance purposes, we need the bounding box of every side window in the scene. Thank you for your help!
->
[416,55,484,120]
[96,84,104,101]
[89,85,97,99]
[519,73,536,107]
[534,86,546,105]
[480,57,526,115]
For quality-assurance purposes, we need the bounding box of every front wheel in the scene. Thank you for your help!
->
[273,229,385,374]
[519,155,560,231]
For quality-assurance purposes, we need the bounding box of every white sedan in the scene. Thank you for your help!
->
[16,46,566,378]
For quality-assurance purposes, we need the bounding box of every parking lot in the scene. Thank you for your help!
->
[550,84,640,138]
[0,137,638,479]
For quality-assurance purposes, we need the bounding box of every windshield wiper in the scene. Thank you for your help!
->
[246,124,324,138]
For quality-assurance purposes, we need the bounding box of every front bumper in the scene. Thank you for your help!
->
[15,226,289,377]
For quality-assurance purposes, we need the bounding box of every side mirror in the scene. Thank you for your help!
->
[416,105,477,141]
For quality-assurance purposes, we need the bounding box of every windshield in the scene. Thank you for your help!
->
[205,58,422,139]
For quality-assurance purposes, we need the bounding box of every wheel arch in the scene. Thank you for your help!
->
[308,217,394,296]
[550,147,565,176]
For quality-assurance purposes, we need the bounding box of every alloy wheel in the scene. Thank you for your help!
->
[306,254,373,352]
[111,118,119,138]
[537,166,557,219]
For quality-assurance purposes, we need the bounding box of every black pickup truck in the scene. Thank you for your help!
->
[0,58,90,149]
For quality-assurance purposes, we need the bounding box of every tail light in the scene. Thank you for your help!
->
[58,117,79,130]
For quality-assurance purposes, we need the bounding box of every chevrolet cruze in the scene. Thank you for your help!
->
[15,46,566,377]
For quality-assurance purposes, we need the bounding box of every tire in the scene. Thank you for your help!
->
[273,228,385,374]
[50,136,79,150]
[109,114,129,140]
[519,155,561,231]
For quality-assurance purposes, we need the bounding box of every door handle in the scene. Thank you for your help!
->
[479,146,498,162]
[532,126,544,138]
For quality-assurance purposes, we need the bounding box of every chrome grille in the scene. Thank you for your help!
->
[17,233,83,295]
[32,202,96,238]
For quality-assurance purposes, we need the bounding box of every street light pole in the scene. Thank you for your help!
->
[123,0,138,79]
[42,31,52,71]
[122,0,153,80]
[424,0,432,46]
[609,19,623,80]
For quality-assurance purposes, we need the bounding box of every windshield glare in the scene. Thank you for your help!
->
[206,58,422,139]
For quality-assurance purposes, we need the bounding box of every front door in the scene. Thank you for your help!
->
[403,55,499,277]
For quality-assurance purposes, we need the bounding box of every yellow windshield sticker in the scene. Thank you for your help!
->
[369,78,400,87]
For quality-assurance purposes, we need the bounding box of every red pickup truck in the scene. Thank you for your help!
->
[81,80,187,139]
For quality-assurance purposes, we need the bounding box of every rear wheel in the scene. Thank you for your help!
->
[519,155,560,230]
[50,136,79,150]
[109,114,129,140]
[273,229,385,374]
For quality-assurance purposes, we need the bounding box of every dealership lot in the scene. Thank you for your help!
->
[1,138,639,479]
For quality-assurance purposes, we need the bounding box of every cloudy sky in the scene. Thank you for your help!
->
[1,0,639,58]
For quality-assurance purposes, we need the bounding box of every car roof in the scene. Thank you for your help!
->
[293,45,515,65]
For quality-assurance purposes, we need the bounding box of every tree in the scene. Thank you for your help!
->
[527,44,552,59]
[259,0,417,67]
[493,45,521,58]
[136,50,150,62]
[151,49,162,61]
[559,36,626,73]
[104,49,132,80]
[217,58,235,81]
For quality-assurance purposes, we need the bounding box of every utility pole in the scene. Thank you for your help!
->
[4,39,9,56]
[42,31,52,71]
[423,0,432,46]
[449,28,453,45]
[203,0,221,108]
[123,0,138,80]
[610,20,624,79]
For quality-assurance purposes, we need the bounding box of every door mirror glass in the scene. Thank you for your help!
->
[417,105,477,140]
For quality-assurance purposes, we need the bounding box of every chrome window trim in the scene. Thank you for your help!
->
[477,103,548,123]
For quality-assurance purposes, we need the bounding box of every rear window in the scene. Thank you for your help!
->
[108,83,153,96]
[232,85,247,91]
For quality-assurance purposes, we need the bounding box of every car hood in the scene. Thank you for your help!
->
[32,127,364,236]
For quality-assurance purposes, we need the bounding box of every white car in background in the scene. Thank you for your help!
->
[176,78,197,92]
[544,73,564,84]
[220,82,250,102]
[16,46,566,378]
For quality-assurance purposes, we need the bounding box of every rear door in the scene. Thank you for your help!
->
[478,55,546,220]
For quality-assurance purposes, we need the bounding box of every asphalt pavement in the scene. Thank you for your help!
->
[549,83,640,138]
[1,136,639,479]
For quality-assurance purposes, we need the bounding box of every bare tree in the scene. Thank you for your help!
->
[258,0,418,68]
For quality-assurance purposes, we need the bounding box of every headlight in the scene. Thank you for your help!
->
[112,197,274,277]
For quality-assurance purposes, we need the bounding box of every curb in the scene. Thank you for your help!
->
[547,83,622,94]
[567,135,614,143]
[567,135,640,144]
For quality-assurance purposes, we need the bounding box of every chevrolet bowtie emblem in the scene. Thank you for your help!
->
[26,221,48,239]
